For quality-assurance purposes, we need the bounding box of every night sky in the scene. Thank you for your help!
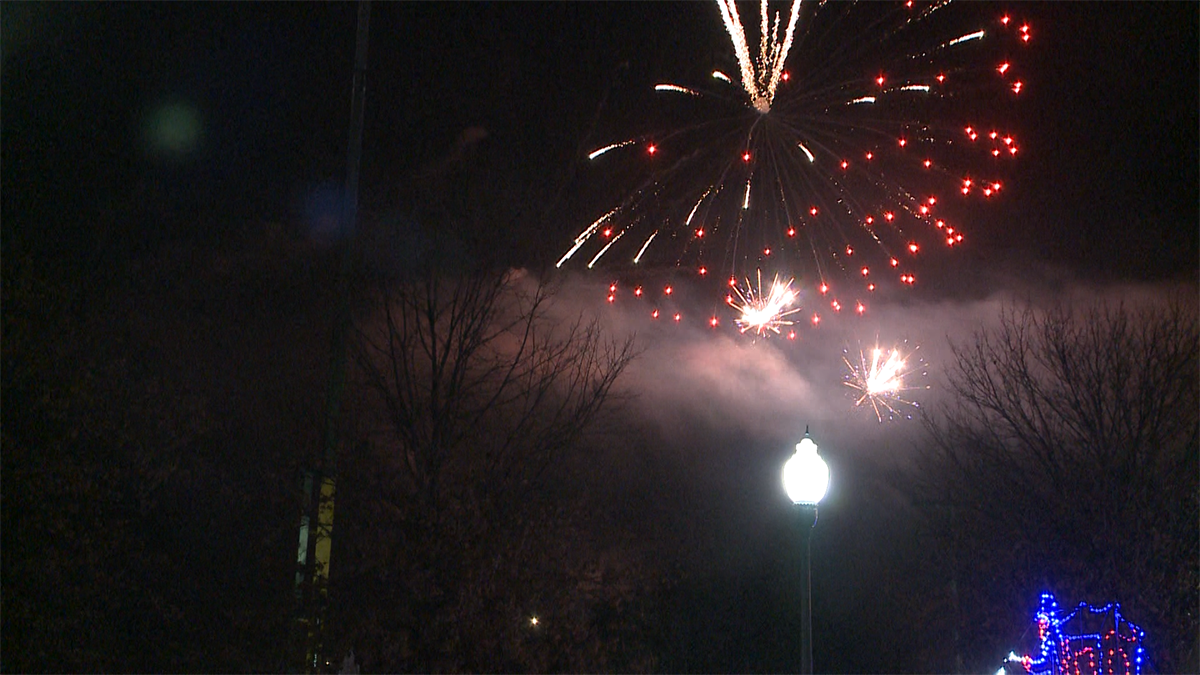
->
[3,2,1197,672]
[6,3,1195,270]
[4,3,1196,272]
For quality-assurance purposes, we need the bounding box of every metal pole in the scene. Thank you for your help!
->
[799,504,818,675]
[294,3,370,671]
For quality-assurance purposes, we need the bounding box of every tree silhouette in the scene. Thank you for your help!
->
[326,163,643,669]
[911,297,1198,673]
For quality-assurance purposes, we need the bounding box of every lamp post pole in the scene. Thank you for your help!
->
[799,503,817,675]
[782,428,829,675]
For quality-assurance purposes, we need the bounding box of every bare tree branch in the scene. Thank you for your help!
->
[342,252,640,670]
[911,295,1198,673]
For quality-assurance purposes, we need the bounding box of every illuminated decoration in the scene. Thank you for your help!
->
[1000,592,1147,675]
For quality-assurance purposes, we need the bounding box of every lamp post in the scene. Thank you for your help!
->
[782,428,829,675]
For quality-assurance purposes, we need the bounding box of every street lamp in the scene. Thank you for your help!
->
[782,428,829,675]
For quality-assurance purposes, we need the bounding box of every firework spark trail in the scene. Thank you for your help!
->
[727,271,802,337]
[557,208,619,268]
[655,84,703,97]
[563,1,1032,329]
[716,0,803,113]
[842,341,928,421]
[587,229,625,268]
[587,141,635,160]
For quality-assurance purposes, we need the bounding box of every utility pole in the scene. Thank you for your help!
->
[293,3,370,672]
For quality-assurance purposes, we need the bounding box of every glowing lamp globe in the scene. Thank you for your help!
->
[783,436,829,505]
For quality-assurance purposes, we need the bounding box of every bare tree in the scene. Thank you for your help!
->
[911,297,1198,673]
[353,265,636,516]
[335,254,639,670]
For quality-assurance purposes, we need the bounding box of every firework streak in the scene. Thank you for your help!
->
[559,0,1031,331]
[843,340,929,421]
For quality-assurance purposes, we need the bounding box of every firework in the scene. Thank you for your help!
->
[561,0,1031,322]
[843,340,928,421]
[715,0,801,114]
[726,270,801,337]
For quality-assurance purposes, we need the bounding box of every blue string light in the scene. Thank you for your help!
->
[1001,592,1146,675]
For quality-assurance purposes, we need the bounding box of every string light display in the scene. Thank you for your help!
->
[1000,592,1146,675]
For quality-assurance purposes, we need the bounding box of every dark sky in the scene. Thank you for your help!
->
[4,2,1196,281]
[1004,2,1198,281]
[3,2,1197,671]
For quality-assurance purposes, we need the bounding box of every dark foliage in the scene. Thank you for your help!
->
[2,228,331,672]
[908,298,1199,673]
